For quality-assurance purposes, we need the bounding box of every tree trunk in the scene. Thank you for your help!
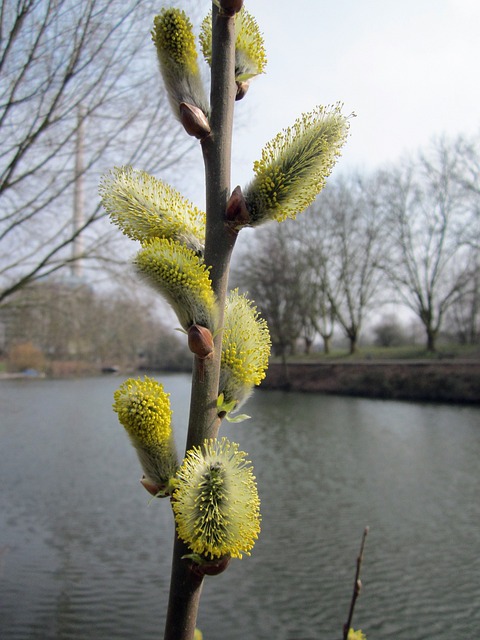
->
[321,334,331,354]
[304,336,313,354]
[348,334,357,354]
[426,327,437,352]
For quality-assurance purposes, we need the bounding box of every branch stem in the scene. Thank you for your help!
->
[164,537,204,640]
[163,6,237,639]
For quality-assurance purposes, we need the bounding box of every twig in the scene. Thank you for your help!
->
[342,526,369,640]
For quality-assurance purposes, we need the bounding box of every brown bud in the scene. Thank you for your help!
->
[179,103,211,140]
[226,185,250,228]
[190,555,231,577]
[235,81,250,101]
[188,324,214,359]
[140,476,163,497]
[218,0,243,16]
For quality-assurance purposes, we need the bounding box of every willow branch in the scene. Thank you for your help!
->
[163,5,237,640]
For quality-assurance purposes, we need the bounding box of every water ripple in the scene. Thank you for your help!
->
[1,378,479,639]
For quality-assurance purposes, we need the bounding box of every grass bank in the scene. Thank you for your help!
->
[264,345,480,404]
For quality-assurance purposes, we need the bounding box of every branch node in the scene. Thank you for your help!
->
[235,81,250,101]
[225,185,251,229]
[184,553,231,577]
[188,324,214,359]
[179,103,211,140]
[218,0,244,17]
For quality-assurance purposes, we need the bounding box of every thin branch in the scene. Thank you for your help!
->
[343,526,369,640]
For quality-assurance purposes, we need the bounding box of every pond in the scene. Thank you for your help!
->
[0,375,479,639]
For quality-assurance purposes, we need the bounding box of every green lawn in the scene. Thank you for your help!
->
[275,343,480,363]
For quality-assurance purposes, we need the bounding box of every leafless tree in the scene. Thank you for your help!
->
[452,133,480,251]
[443,250,480,344]
[0,0,194,304]
[233,225,306,358]
[292,223,335,354]
[233,173,389,356]
[304,173,390,354]
[446,134,480,343]
[383,137,475,351]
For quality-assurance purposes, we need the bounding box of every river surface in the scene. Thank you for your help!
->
[0,375,479,640]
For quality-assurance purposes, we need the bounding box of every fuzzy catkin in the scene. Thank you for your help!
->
[219,289,271,410]
[152,9,209,118]
[243,104,350,225]
[113,376,178,490]
[173,438,261,559]
[100,166,205,253]
[134,238,217,331]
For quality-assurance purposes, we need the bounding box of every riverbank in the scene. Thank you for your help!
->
[2,353,478,404]
[262,359,480,404]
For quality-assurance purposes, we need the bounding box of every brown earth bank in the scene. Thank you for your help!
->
[262,360,480,405]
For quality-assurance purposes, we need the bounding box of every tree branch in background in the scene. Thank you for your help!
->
[0,0,195,304]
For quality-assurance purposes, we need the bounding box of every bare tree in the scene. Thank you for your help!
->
[443,250,480,344]
[304,173,389,354]
[445,134,480,343]
[383,137,475,351]
[235,176,387,356]
[233,225,305,358]
[452,133,480,251]
[233,173,389,356]
[0,0,193,304]
[293,234,335,354]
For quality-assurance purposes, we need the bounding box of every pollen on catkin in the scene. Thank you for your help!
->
[100,166,205,253]
[172,438,261,560]
[243,104,351,225]
[152,8,209,118]
[199,7,266,82]
[113,376,178,491]
[348,629,367,640]
[134,237,217,331]
[219,289,271,411]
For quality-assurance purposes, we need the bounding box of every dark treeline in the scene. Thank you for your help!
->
[0,278,190,373]
[233,134,480,356]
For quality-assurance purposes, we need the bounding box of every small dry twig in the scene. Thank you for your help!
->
[342,526,369,640]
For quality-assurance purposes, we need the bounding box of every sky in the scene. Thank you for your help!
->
[217,0,480,193]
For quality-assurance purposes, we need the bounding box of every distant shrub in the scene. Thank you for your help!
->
[7,342,46,373]
[373,315,407,347]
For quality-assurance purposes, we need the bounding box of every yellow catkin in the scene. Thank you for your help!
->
[152,9,198,74]
[135,238,217,331]
[219,289,271,409]
[172,438,261,560]
[244,104,350,225]
[200,7,266,81]
[100,166,205,253]
[152,8,209,117]
[113,376,178,488]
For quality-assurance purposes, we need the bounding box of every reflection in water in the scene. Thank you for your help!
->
[0,376,479,639]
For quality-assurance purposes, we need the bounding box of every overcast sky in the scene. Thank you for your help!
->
[222,0,480,191]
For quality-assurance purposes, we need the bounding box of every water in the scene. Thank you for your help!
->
[0,375,479,639]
